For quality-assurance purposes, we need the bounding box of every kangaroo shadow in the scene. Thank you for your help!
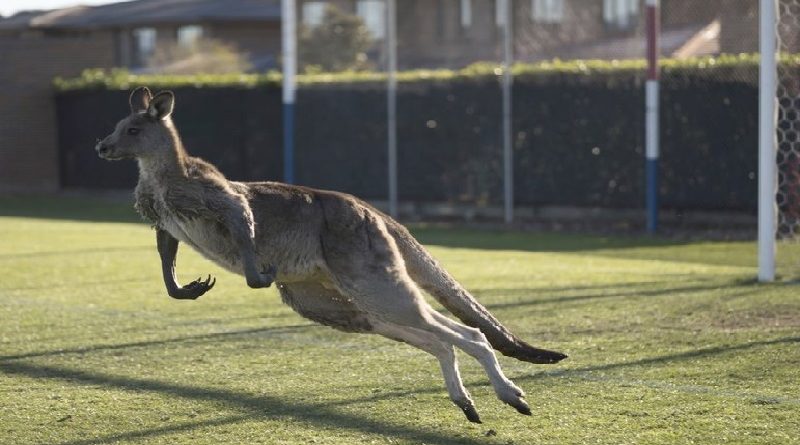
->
[3,324,796,444]
[0,324,317,362]
[0,361,492,445]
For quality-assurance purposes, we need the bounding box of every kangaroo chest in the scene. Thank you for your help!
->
[137,182,241,272]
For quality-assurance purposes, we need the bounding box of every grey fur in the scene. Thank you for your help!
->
[96,87,567,423]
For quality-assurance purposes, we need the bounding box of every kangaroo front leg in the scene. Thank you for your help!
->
[156,229,215,300]
[238,239,275,289]
[217,198,275,289]
[226,220,275,289]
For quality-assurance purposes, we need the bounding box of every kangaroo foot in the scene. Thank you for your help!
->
[454,400,482,423]
[503,395,532,416]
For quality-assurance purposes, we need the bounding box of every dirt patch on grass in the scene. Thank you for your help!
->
[710,306,800,330]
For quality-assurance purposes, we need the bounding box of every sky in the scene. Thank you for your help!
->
[0,0,118,17]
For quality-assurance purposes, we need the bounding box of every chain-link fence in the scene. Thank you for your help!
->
[775,0,800,277]
[658,1,758,218]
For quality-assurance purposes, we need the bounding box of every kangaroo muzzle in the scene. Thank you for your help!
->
[95,139,120,160]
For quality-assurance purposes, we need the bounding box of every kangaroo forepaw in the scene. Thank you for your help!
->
[170,274,215,300]
[247,265,277,289]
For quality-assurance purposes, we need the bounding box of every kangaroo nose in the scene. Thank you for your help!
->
[96,141,109,154]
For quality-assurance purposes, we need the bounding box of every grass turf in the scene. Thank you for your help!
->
[1,195,798,445]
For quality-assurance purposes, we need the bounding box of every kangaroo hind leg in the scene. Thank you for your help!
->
[324,206,529,416]
[338,271,531,417]
[426,310,528,405]
[371,319,481,423]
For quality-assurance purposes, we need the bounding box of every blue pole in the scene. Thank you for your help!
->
[646,156,659,232]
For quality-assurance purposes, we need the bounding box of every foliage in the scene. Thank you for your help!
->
[54,68,281,91]
[56,53,800,91]
[298,4,375,73]
[1,196,799,444]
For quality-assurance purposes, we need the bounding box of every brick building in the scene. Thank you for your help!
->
[0,0,283,192]
[0,27,117,192]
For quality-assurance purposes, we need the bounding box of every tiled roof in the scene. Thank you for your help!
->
[0,0,281,30]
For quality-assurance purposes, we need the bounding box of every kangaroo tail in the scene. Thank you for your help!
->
[385,220,567,364]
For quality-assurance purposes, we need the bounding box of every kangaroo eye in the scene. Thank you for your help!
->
[127,128,140,135]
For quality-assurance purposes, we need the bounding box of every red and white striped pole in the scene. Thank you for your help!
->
[645,0,660,233]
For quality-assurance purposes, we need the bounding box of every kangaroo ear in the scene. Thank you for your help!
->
[147,91,175,120]
[129,86,152,113]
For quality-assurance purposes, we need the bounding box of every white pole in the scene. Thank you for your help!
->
[282,0,297,184]
[502,0,514,224]
[759,0,777,282]
[387,0,398,218]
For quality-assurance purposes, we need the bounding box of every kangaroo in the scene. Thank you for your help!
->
[96,87,567,423]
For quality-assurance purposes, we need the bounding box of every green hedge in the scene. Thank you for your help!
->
[54,53,789,91]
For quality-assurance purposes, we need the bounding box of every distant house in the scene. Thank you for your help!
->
[383,0,756,66]
[306,1,756,68]
[0,0,283,71]
[0,0,760,192]
[0,0,760,72]
[0,0,285,192]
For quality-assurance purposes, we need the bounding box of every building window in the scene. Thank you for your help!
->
[532,0,563,24]
[356,0,386,39]
[132,27,156,66]
[461,0,472,28]
[177,25,202,47]
[603,0,639,30]
[302,1,326,27]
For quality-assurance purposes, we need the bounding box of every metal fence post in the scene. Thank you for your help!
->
[282,0,297,184]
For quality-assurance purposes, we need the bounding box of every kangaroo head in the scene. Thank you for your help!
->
[96,86,177,161]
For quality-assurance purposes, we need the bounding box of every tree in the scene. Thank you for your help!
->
[298,5,375,73]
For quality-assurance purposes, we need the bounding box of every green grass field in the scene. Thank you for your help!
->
[1,196,798,445]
